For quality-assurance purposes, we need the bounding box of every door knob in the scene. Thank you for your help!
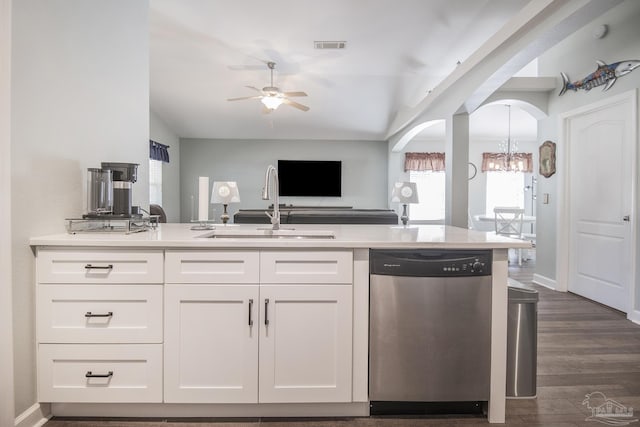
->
[623,215,630,222]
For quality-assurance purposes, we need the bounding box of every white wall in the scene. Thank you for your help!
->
[537,0,640,281]
[179,139,388,222]
[11,0,149,416]
[0,0,15,424]
[150,110,181,222]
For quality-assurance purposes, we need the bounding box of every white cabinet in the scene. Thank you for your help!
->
[38,284,163,343]
[164,250,354,404]
[38,344,162,403]
[35,248,163,403]
[260,250,353,284]
[259,284,353,403]
[165,250,259,284]
[37,247,356,407]
[164,284,259,403]
[37,248,163,284]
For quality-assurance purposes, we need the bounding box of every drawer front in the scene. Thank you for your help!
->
[38,344,162,403]
[37,248,163,284]
[165,250,259,283]
[38,285,162,343]
[260,251,353,284]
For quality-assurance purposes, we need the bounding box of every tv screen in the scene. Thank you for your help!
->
[278,160,342,197]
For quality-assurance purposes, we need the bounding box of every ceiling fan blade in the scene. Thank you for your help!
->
[283,98,309,112]
[282,91,307,98]
[245,86,264,93]
[227,95,262,102]
[261,106,273,115]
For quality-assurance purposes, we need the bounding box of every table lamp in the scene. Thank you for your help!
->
[391,182,419,226]
[211,181,240,224]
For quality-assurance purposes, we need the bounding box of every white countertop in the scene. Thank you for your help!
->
[30,223,532,249]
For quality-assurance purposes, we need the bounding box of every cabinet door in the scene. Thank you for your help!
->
[164,284,259,403]
[259,285,352,403]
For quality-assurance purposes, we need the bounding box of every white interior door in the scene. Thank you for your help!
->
[567,95,635,312]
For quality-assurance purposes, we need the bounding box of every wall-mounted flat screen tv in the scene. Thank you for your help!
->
[278,160,342,197]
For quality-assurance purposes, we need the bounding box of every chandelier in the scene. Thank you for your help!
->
[490,104,525,172]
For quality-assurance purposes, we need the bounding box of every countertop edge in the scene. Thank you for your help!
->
[29,224,532,249]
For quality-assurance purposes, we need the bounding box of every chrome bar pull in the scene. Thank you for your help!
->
[264,298,270,326]
[85,371,113,378]
[84,264,113,270]
[248,299,254,326]
[85,311,113,318]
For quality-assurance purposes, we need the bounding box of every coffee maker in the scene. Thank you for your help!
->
[70,162,157,233]
[101,162,139,217]
[85,162,139,218]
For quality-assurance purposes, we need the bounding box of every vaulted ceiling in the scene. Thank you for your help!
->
[150,0,540,141]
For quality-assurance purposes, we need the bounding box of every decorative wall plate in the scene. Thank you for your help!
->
[539,140,556,178]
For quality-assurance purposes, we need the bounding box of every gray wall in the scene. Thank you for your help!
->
[11,0,149,415]
[537,0,640,280]
[180,139,388,222]
[150,110,181,222]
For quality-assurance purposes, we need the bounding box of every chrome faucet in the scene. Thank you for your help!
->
[262,164,280,230]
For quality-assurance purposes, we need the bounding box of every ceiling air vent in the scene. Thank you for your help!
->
[314,40,346,50]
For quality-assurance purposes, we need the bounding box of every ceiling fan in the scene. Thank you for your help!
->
[227,62,309,113]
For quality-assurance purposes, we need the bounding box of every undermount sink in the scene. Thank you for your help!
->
[197,229,335,239]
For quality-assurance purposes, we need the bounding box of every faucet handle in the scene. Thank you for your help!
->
[264,210,280,225]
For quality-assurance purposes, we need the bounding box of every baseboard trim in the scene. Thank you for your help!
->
[627,310,640,325]
[532,273,557,290]
[15,403,50,427]
[51,402,369,418]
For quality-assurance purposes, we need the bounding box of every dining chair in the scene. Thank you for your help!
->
[493,207,525,265]
[150,204,167,223]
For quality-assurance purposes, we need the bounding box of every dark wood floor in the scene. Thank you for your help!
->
[46,251,640,426]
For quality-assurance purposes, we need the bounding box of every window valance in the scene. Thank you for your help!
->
[404,152,445,172]
[150,140,170,163]
[481,152,532,173]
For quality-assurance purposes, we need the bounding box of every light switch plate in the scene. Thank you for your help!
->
[543,193,550,204]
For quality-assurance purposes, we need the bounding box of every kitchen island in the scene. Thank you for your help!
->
[30,223,530,424]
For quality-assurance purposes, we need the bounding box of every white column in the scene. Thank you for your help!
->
[445,113,469,227]
[488,248,508,423]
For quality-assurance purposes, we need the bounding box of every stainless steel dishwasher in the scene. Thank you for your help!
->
[369,249,492,415]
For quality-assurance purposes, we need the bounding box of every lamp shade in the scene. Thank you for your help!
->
[391,182,419,204]
[211,181,240,204]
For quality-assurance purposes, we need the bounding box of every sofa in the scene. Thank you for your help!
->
[233,206,399,225]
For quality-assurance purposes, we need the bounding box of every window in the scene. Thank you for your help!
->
[485,171,524,215]
[149,159,162,205]
[409,170,446,222]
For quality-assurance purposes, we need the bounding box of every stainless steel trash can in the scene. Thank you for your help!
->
[506,286,538,398]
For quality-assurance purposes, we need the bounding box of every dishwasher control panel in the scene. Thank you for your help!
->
[370,249,492,277]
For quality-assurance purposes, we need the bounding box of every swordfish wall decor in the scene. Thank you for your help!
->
[559,59,640,96]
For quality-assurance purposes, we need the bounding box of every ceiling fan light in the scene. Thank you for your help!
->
[261,96,284,110]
